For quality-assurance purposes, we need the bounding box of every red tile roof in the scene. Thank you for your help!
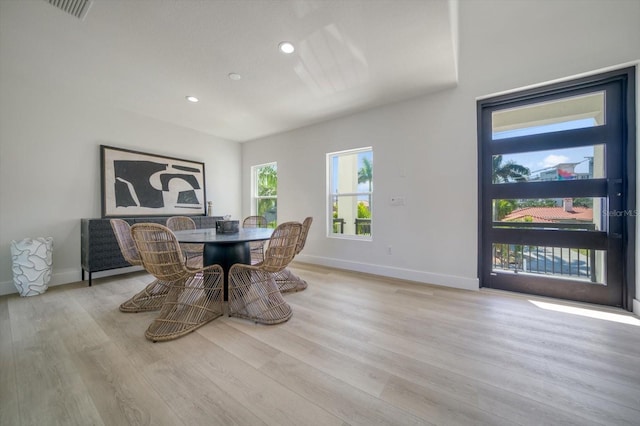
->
[503,206,593,222]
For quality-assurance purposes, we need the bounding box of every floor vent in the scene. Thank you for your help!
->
[46,0,92,20]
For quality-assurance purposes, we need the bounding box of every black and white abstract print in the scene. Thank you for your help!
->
[101,146,206,217]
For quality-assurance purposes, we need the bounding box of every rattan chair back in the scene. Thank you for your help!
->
[243,215,268,228]
[131,223,187,282]
[166,216,196,232]
[166,216,203,256]
[261,221,302,273]
[110,219,141,266]
[243,215,268,264]
[296,217,313,254]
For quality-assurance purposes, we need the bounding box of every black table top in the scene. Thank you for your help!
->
[172,227,273,244]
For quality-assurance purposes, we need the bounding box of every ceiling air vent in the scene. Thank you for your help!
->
[46,0,92,20]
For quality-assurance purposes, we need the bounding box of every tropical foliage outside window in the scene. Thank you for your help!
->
[328,148,373,237]
[253,162,277,227]
[492,154,530,183]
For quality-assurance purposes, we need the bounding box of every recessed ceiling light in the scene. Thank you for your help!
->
[185,96,199,103]
[228,73,242,81]
[278,41,295,54]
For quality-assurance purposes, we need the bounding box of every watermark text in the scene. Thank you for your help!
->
[606,210,638,217]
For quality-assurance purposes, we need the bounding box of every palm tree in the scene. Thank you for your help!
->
[358,157,373,191]
[492,155,530,183]
[357,157,373,228]
[492,157,529,222]
[256,165,277,226]
[257,165,277,196]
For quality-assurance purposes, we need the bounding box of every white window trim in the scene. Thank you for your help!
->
[251,161,277,217]
[326,147,373,241]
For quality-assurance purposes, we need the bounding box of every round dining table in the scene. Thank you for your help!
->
[172,227,273,299]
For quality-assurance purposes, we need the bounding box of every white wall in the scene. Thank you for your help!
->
[242,0,640,308]
[0,72,241,296]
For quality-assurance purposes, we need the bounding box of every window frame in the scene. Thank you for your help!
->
[326,147,373,240]
[251,162,277,226]
[477,66,636,310]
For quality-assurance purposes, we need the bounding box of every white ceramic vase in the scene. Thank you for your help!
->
[10,237,53,297]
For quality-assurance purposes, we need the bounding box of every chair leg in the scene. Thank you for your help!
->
[145,269,224,342]
[119,257,202,313]
[228,267,292,325]
[119,279,171,313]
[274,268,308,293]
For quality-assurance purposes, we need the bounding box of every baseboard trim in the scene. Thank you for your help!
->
[633,298,640,316]
[295,254,479,291]
[0,266,143,297]
[0,281,16,297]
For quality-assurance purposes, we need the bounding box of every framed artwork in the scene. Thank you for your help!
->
[101,145,206,217]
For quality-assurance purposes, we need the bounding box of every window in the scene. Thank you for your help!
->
[327,147,373,238]
[252,162,277,227]
[492,92,605,140]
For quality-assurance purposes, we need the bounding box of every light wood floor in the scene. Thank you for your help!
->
[1,263,639,426]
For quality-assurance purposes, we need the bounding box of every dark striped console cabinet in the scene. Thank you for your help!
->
[81,216,222,285]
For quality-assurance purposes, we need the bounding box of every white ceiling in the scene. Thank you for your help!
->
[0,0,458,142]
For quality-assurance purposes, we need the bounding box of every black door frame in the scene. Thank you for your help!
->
[477,67,636,310]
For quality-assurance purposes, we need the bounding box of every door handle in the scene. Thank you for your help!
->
[607,178,623,198]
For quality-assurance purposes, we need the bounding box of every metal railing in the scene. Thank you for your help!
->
[332,218,371,235]
[491,222,598,282]
[492,244,597,282]
[355,218,371,235]
[333,218,344,234]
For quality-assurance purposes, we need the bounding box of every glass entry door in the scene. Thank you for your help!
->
[478,68,635,308]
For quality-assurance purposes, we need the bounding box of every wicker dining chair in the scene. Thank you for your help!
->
[166,216,204,262]
[275,216,313,293]
[242,215,268,265]
[228,221,302,324]
[131,223,224,342]
[110,219,172,313]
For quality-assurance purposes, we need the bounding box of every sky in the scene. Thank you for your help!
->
[493,118,599,177]
[501,145,596,176]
